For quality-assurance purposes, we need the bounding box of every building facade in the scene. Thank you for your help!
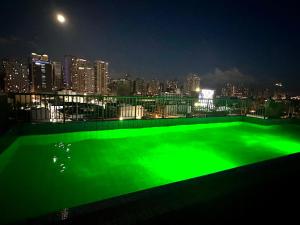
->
[29,53,53,93]
[72,58,95,93]
[94,60,108,95]
[147,79,160,96]
[63,55,75,89]
[1,59,29,93]
[133,78,146,95]
[184,74,201,96]
[63,56,96,93]
[52,61,62,91]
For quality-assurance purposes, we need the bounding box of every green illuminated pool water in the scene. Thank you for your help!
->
[0,121,300,224]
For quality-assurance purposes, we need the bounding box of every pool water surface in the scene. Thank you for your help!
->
[0,121,300,224]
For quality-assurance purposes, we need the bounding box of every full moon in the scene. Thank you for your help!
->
[56,14,66,24]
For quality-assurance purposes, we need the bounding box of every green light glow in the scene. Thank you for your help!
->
[0,122,299,224]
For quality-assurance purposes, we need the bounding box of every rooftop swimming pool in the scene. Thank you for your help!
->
[0,121,300,224]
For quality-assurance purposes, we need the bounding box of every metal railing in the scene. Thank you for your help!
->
[5,94,246,123]
[4,93,300,123]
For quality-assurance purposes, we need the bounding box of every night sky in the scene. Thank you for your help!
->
[1,0,299,93]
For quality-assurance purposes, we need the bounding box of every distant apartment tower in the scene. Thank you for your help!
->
[221,83,249,98]
[73,59,95,93]
[221,83,234,97]
[29,53,53,92]
[166,80,179,93]
[94,60,108,95]
[147,79,160,96]
[1,59,29,93]
[185,74,200,95]
[63,56,95,93]
[63,55,75,88]
[52,61,62,90]
[273,82,286,99]
[133,78,146,95]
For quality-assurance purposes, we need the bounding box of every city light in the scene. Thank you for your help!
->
[200,89,215,99]
[197,89,215,109]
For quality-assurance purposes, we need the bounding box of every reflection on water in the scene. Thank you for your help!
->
[60,208,69,220]
[52,142,72,173]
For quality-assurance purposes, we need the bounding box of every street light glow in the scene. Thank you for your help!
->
[57,14,66,24]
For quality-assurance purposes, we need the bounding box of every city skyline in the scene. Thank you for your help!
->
[0,51,290,101]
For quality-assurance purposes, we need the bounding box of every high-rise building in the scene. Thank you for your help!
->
[273,82,286,99]
[147,79,160,96]
[52,61,62,91]
[72,58,95,93]
[94,60,108,95]
[63,56,95,93]
[166,80,179,93]
[1,59,29,93]
[63,55,75,89]
[221,83,250,98]
[221,83,234,97]
[108,74,134,96]
[133,78,146,95]
[29,53,53,92]
[184,74,200,96]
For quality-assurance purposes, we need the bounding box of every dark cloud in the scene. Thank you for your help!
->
[0,36,38,48]
[200,68,263,89]
[0,36,39,57]
[0,36,21,45]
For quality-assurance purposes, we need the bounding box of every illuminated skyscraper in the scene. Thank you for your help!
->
[63,55,75,89]
[63,56,95,93]
[72,58,95,93]
[147,79,160,96]
[273,82,286,99]
[1,59,29,93]
[133,78,146,95]
[94,60,108,95]
[52,61,62,91]
[184,74,201,96]
[29,53,53,93]
[109,76,133,96]
[166,80,178,93]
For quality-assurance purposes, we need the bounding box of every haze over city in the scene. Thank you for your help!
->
[1,0,300,94]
